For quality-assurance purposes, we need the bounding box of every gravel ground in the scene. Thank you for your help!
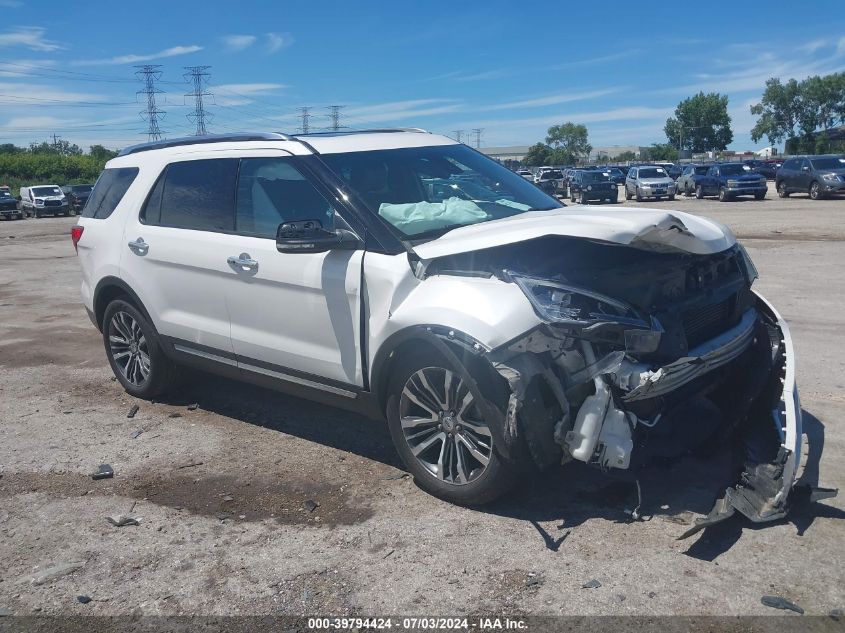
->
[0,189,843,617]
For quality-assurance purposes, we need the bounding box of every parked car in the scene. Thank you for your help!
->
[624,165,676,201]
[775,155,845,200]
[535,168,565,196]
[695,163,767,201]
[676,164,711,196]
[516,169,533,180]
[61,184,94,215]
[21,184,69,217]
[73,130,808,523]
[569,169,618,204]
[743,160,777,180]
[656,162,681,180]
[606,167,625,185]
[0,189,22,220]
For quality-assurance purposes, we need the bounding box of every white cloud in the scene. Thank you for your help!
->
[73,45,202,66]
[1,115,64,128]
[222,34,257,52]
[266,33,291,53]
[0,26,61,52]
[479,89,621,112]
[0,58,56,77]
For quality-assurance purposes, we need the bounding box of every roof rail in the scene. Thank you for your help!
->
[117,132,293,157]
[294,128,430,137]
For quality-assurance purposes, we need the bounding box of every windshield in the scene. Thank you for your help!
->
[540,170,563,179]
[721,164,750,176]
[608,168,623,177]
[638,168,667,179]
[320,145,562,239]
[694,165,710,174]
[72,185,93,194]
[811,157,845,170]
[582,171,611,183]
[32,186,62,197]
[0,191,11,199]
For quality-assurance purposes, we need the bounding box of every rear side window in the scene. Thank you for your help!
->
[145,159,238,232]
[81,167,139,219]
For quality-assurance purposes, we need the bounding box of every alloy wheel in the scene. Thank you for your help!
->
[399,367,493,485]
[108,310,150,386]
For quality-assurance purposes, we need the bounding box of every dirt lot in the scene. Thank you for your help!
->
[0,189,843,617]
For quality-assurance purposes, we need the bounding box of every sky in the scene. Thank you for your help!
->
[1,0,844,152]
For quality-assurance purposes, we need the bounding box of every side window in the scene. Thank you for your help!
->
[155,159,238,232]
[82,167,139,219]
[629,169,636,179]
[235,158,335,238]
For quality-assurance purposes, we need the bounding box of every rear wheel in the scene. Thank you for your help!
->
[809,181,822,200]
[102,299,176,399]
[386,349,523,505]
[777,181,789,198]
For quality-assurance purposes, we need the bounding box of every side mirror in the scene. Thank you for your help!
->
[276,219,363,254]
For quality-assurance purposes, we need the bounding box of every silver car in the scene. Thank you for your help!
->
[624,165,676,201]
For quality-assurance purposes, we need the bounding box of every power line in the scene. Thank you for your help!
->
[452,129,464,143]
[135,65,165,141]
[327,105,345,131]
[297,106,312,134]
[471,128,484,148]
[184,65,213,136]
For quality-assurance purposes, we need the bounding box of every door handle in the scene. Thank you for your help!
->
[227,253,259,271]
[127,237,148,255]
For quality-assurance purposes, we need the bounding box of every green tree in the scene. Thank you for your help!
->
[89,144,119,161]
[644,143,679,161]
[545,122,591,164]
[523,142,552,167]
[28,140,83,156]
[611,150,638,162]
[751,73,845,152]
[664,92,733,152]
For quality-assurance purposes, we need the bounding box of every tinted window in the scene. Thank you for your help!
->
[695,165,710,174]
[810,157,845,170]
[637,168,666,178]
[32,186,62,197]
[82,167,139,219]
[235,158,335,238]
[156,159,238,232]
[721,164,750,176]
[782,159,798,170]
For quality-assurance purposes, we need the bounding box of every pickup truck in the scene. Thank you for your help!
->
[695,163,768,201]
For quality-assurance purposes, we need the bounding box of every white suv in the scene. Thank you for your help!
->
[73,130,807,522]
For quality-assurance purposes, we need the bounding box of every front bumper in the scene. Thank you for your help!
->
[726,185,767,196]
[640,186,675,197]
[821,180,845,193]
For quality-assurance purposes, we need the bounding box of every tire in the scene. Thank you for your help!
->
[625,186,632,200]
[754,191,766,200]
[102,298,176,399]
[777,181,789,198]
[635,187,643,202]
[809,181,822,200]
[695,185,704,199]
[718,187,729,202]
[579,193,587,205]
[570,190,576,203]
[385,347,523,506]
[668,194,675,201]
[34,211,42,218]
[610,194,618,204]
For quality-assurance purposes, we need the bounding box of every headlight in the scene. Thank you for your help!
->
[822,173,838,181]
[737,244,758,284]
[507,272,643,326]
[35,199,44,206]
[587,185,592,191]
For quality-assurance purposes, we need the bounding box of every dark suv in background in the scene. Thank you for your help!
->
[61,184,94,215]
[776,155,845,200]
[569,169,618,204]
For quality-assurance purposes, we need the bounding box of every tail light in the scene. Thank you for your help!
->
[71,225,84,253]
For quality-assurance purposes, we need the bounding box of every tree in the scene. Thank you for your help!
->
[89,145,118,161]
[644,143,678,162]
[611,150,638,162]
[523,142,552,166]
[750,73,845,153]
[545,122,591,164]
[664,92,733,152]
[28,140,83,156]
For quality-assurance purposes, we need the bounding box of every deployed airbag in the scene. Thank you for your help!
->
[379,197,488,233]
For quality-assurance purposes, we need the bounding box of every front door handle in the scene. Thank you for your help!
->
[127,237,148,255]
[227,253,259,271]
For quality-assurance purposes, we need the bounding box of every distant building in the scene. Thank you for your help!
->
[480,144,651,164]
[480,146,532,162]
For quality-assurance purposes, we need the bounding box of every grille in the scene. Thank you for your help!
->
[682,296,735,349]
[45,200,62,207]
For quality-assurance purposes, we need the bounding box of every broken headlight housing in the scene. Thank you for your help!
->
[737,243,758,284]
[507,272,644,327]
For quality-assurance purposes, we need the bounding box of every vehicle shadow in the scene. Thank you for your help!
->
[160,376,841,555]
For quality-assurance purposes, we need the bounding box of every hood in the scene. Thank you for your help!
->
[412,207,736,260]
[639,177,674,185]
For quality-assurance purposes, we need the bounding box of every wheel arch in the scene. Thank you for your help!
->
[93,276,153,332]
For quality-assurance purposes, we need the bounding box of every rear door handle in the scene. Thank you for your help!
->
[127,237,148,255]
[227,253,258,271]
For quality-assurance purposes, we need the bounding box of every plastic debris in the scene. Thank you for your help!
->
[91,464,114,480]
[127,404,139,418]
[25,561,85,585]
[130,430,143,439]
[187,403,198,411]
[77,596,92,604]
[168,412,182,418]
[761,595,804,614]
[581,579,602,589]
[304,500,319,513]
[107,515,140,527]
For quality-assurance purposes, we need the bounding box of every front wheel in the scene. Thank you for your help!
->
[695,185,704,199]
[668,194,675,201]
[718,187,729,202]
[635,187,643,202]
[386,349,523,505]
[754,191,766,200]
[579,193,587,205]
[102,299,176,399]
[625,186,632,200]
[777,181,789,198]
[809,181,822,200]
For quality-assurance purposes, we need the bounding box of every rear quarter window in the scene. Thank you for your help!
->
[82,167,139,219]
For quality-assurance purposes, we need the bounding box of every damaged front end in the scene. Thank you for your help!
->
[421,234,835,532]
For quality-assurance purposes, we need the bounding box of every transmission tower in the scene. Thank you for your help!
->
[471,128,484,148]
[327,105,345,131]
[135,65,165,141]
[452,129,464,143]
[184,66,213,136]
[297,107,312,134]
